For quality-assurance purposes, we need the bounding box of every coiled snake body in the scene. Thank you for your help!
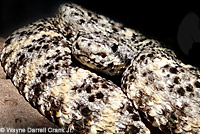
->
[1,3,200,134]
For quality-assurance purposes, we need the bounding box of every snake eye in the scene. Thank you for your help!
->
[97,52,107,58]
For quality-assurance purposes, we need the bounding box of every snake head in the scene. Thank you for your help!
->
[72,32,134,76]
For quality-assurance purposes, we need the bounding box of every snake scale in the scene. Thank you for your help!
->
[0,3,200,134]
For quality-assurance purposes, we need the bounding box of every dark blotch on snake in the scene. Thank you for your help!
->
[96,92,104,99]
[177,87,185,96]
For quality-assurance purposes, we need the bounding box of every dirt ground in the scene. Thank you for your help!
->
[0,37,57,130]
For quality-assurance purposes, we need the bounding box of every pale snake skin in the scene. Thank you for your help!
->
[1,3,200,134]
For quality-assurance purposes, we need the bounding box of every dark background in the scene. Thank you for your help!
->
[0,0,200,66]
[0,1,199,133]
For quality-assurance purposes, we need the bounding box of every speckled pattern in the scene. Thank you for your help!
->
[0,2,200,134]
[122,46,200,134]
[0,5,150,134]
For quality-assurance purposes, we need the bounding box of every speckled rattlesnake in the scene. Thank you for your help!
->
[0,3,200,134]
